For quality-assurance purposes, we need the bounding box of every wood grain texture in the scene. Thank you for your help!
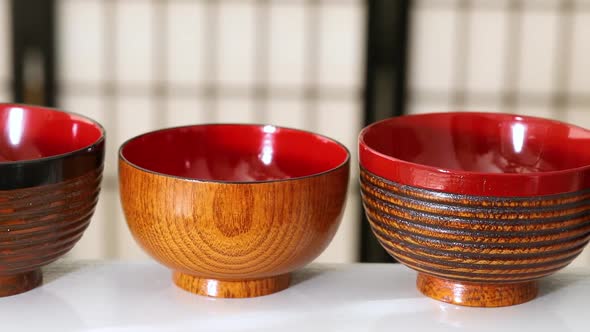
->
[417,273,538,307]
[0,269,42,297]
[360,167,590,307]
[119,159,349,298]
[0,168,102,297]
[173,272,291,298]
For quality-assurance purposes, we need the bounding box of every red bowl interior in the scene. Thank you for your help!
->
[0,104,104,162]
[120,124,349,182]
[359,112,590,196]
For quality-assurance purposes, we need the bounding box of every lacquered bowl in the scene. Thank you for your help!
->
[0,104,105,297]
[119,124,349,298]
[359,112,590,307]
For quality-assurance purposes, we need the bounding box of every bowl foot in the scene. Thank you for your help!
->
[173,272,291,298]
[0,269,43,297]
[417,273,538,307]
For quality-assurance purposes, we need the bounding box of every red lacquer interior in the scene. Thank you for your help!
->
[121,124,349,182]
[359,112,590,196]
[362,113,590,174]
[0,104,104,162]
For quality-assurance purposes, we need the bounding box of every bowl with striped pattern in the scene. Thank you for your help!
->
[0,104,104,297]
[359,112,590,307]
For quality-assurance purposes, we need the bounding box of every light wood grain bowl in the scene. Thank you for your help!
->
[0,104,105,297]
[119,124,350,298]
[359,112,590,307]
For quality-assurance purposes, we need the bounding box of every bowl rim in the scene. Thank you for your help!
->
[359,111,590,178]
[0,103,106,165]
[119,123,351,184]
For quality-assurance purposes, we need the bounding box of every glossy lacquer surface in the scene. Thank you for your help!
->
[121,124,348,182]
[359,112,590,196]
[0,104,105,296]
[119,124,350,298]
[359,112,590,307]
[0,104,105,189]
[0,104,103,162]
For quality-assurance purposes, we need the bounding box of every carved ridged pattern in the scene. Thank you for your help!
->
[360,168,590,284]
[0,167,102,275]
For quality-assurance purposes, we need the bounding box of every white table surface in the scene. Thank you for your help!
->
[0,260,588,332]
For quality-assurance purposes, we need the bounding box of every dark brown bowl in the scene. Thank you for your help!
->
[119,124,350,298]
[359,112,590,307]
[0,104,105,297]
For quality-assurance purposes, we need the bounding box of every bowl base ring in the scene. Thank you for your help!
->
[0,269,43,297]
[417,273,538,307]
[173,272,291,298]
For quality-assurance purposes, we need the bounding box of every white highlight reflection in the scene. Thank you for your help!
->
[261,145,273,165]
[260,126,276,165]
[263,125,276,134]
[511,122,526,153]
[8,107,24,146]
[72,122,79,138]
[206,279,218,297]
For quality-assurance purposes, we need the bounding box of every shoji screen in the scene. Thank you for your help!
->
[57,0,365,262]
[0,0,9,101]
[408,0,590,266]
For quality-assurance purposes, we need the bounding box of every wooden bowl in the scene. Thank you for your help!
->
[0,104,105,297]
[119,124,349,298]
[359,112,590,307]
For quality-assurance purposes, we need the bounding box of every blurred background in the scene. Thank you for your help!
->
[0,0,589,266]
